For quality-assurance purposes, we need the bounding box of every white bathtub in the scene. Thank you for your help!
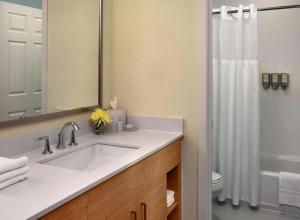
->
[260,154,300,216]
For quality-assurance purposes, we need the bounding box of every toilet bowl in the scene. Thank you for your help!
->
[212,172,224,198]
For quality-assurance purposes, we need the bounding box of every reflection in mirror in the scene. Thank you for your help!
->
[102,0,113,108]
[0,0,100,122]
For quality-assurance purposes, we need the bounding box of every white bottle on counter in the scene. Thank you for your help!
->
[117,120,123,132]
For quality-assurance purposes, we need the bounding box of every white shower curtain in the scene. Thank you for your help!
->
[212,5,260,207]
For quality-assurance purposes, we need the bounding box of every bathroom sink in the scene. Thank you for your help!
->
[39,144,138,171]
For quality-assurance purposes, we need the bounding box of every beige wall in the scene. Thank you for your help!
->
[47,0,99,112]
[111,0,203,219]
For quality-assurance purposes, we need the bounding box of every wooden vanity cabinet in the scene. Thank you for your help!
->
[40,140,181,220]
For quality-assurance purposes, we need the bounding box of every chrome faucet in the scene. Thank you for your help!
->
[57,121,81,149]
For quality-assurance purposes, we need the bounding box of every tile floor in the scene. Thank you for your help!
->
[213,202,300,220]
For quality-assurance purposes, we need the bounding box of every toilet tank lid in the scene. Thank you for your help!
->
[212,172,222,182]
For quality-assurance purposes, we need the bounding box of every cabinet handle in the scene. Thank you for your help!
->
[141,203,147,220]
[130,211,137,220]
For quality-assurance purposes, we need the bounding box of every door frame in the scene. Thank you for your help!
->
[197,0,212,220]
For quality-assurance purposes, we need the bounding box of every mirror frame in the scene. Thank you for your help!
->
[0,0,103,128]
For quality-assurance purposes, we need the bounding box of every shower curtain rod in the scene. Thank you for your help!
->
[212,4,300,15]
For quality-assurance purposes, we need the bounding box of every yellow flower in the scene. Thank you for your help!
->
[91,111,100,122]
[91,108,111,125]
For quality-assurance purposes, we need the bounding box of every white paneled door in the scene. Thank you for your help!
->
[0,2,43,121]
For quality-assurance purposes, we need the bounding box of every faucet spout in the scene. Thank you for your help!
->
[57,121,81,149]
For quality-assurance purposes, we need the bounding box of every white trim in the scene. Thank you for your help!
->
[42,0,48,113]
[208,0,213,219]
[197,0,212,220]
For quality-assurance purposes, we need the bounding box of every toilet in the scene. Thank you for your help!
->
[212,172,224,198]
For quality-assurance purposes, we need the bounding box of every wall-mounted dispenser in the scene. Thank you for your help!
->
[279,73,289,90]
[262,73,271,90]
[271,73,280,90]
[262,72,290,91]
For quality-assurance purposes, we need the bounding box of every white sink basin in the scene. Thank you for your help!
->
[39,144,138,171]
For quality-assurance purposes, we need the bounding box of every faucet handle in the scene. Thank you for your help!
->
[36,136,53,155]
[36,136,49,141]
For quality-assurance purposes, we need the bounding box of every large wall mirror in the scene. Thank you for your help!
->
[0,0,102,123]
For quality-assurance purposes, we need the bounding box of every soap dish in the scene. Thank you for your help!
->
[124,127,138,132]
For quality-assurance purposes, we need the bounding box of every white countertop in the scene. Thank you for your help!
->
[0,129,183,220]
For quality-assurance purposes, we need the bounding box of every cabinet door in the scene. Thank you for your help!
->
[107,199,137,220]
[137,176,166,220]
